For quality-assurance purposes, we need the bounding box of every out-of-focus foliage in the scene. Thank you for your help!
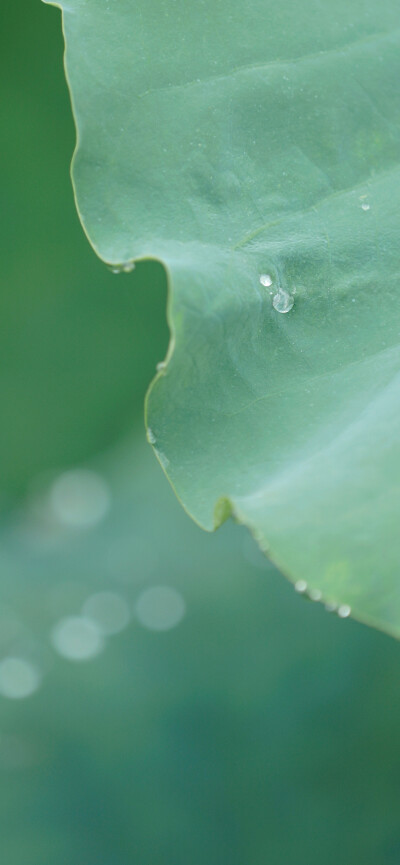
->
[1,3,400,864]
[0,0,168,503]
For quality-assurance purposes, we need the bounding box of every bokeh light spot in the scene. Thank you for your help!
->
[51,616,104,661]
[135,586,186,631]
[82,592,130,636]
[0,657,41,699]
[49,469,110,529]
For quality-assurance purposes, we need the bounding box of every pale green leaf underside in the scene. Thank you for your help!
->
[46,0,400,636]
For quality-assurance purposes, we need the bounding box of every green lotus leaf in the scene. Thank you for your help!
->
[45,0,400,636]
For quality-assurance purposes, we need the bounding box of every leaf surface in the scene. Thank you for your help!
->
[46,0,400,636]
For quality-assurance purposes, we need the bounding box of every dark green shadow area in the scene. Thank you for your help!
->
[0,0,168,503]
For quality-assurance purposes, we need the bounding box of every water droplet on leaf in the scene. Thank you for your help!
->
[337,604,351,618]
[109,261,136,274]
[308,588,322,602]
[325,602,338,613]
[155,449,170,469]
[295,580,307,594]
[272,287,294,314]
[259,273,272,287]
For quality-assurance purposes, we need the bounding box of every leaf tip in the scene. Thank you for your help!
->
[213,496,232,529]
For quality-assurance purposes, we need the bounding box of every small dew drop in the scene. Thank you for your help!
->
[259,273,272,287]
[155,448,170,469]
[361,203,370,212]
[272,287,294,314]
[325,602,338,614]
[109,261,136,274]
[308,588,322,602]
[295,580,308,594]
[156,361,166,372]
[242,535,268,570]
[146,428,156,445]
[337,604,351,618]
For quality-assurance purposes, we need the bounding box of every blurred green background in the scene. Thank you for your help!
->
[1,2,400,863]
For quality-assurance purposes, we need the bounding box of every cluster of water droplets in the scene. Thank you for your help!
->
[110,261,136,274]
[259,274,295,314]
[146,427,157,445]
[294,579,351,618]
